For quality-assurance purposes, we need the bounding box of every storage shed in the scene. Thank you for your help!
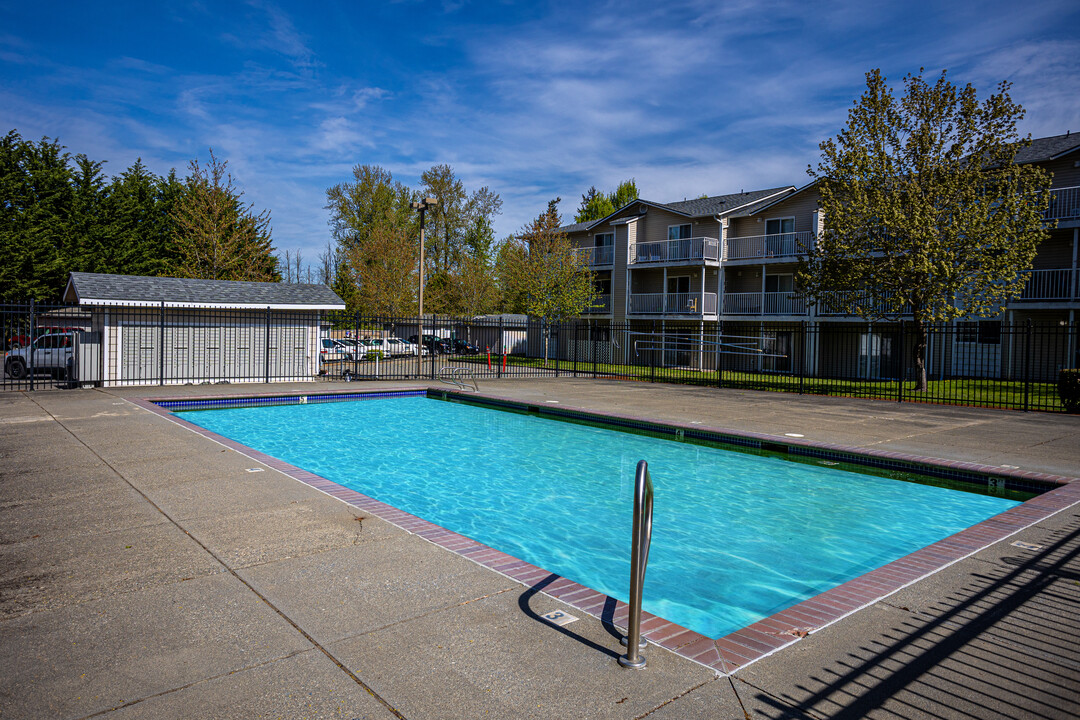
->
[62,272,345,386]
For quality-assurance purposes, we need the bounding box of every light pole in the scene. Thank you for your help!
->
[411,196,437,378]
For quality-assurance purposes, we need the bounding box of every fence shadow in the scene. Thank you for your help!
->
[753,513,1080,719]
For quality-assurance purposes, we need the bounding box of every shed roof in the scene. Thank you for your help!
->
[63,272,345,310]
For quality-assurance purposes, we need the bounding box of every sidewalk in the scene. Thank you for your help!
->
[1,379,1077,719]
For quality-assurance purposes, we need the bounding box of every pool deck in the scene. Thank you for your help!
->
[2,378,1079,719]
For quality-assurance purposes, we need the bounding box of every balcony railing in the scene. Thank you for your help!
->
[628,292,718,315]
[1018,268,1078,300]
[582,294,612,313]
[1046,186,1080,222]
[724,231,814,260]
[574,245,615,266]
[722,292,808,315]
[630,237,719,264]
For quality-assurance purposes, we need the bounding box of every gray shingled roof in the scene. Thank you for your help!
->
[557,220,594,234]
[1015,133,1080,164]
[64,272,345,309]
[558,186,795,233]
[661,186,794,217]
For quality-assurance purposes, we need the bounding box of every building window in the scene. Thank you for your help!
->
[668,224,692,240]
[765,217,794,235]
[957,321,1001,345]
[764,274,794,293]
[594,232,613,247]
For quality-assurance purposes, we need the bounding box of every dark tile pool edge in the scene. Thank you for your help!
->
[128,388,1080,677]
[435,389,1074,496]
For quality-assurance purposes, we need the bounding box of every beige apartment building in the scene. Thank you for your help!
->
[561,132,1080,379]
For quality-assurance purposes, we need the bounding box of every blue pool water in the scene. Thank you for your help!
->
[177,396,1021,639]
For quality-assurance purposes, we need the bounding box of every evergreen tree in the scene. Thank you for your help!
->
[574,179,639,223]
[0,131,74,299]
[171,150,279,281]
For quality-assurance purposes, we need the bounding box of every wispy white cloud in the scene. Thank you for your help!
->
[1,0,1077,262]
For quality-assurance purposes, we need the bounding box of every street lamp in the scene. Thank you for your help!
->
[411,196,437,378]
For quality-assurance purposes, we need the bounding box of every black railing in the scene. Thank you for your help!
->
[2,302,1077,412]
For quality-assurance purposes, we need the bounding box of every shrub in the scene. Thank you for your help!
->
[1059,369,1080,413]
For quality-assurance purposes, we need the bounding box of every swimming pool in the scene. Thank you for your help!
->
[173,393,1024,640]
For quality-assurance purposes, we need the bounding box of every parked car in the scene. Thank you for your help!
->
[408,334,451,354]
[396,337,428,356]
[365,338,402,356]
[335,338,367,360]
[4,332,75,379]
[319,338,349,362]
[6,325,82,351]
[451,339,481,355]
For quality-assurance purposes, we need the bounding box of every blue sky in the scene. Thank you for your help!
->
[2,0,1078,266]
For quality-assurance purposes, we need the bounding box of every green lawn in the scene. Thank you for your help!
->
[491,356,1066,412]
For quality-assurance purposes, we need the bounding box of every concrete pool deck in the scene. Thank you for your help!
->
[2,379,1079,718]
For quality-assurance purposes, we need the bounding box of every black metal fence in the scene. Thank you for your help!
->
[2,301,1077,412]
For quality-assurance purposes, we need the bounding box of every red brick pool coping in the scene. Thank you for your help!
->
[130,388,1080,676]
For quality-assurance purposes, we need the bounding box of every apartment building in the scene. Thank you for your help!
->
[562,132,1080,378]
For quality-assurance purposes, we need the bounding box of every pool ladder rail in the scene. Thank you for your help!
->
[437,366,479,392]
[619,459,654,669]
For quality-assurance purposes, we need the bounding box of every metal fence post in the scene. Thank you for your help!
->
[799,321,806,395]
[572,322,578,378]
[159,301,166,386]
[716,322,723,389]
[650,320,657,384]
[497,317,503,379]
[265,306,272,383]
[897,319,905,403]
[1024,319,1033,412]
[592,322,598,379]
[28,298,35,391]
[553,321,560,378]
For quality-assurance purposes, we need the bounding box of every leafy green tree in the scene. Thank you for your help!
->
[420,165,502,314]
[325,164,417,314]
[574,179,639,223]
[171,150,279,281]
[796,69,1051,391]
[502,198,595,363]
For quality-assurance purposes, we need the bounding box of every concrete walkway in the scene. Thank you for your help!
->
[1,379,1078,719]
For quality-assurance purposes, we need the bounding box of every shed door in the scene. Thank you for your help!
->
[121,325,157,382]
[269,322,309,380]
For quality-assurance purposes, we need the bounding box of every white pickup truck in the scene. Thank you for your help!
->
[3,332,74,379]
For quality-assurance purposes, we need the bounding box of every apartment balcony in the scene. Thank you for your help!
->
[573,245,614,266]
[1017,268,1078,301]
[722,292,808,316]
[1046,186,1080,222]
[628,292,718,315]
[629,237,720,265]
[582,294,612,314]
[724,231,814,261]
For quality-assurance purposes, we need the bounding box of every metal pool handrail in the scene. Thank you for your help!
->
[619,459,654,669]
[437,366,478,392]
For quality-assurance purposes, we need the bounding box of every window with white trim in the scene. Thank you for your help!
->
[668,224,692,240]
